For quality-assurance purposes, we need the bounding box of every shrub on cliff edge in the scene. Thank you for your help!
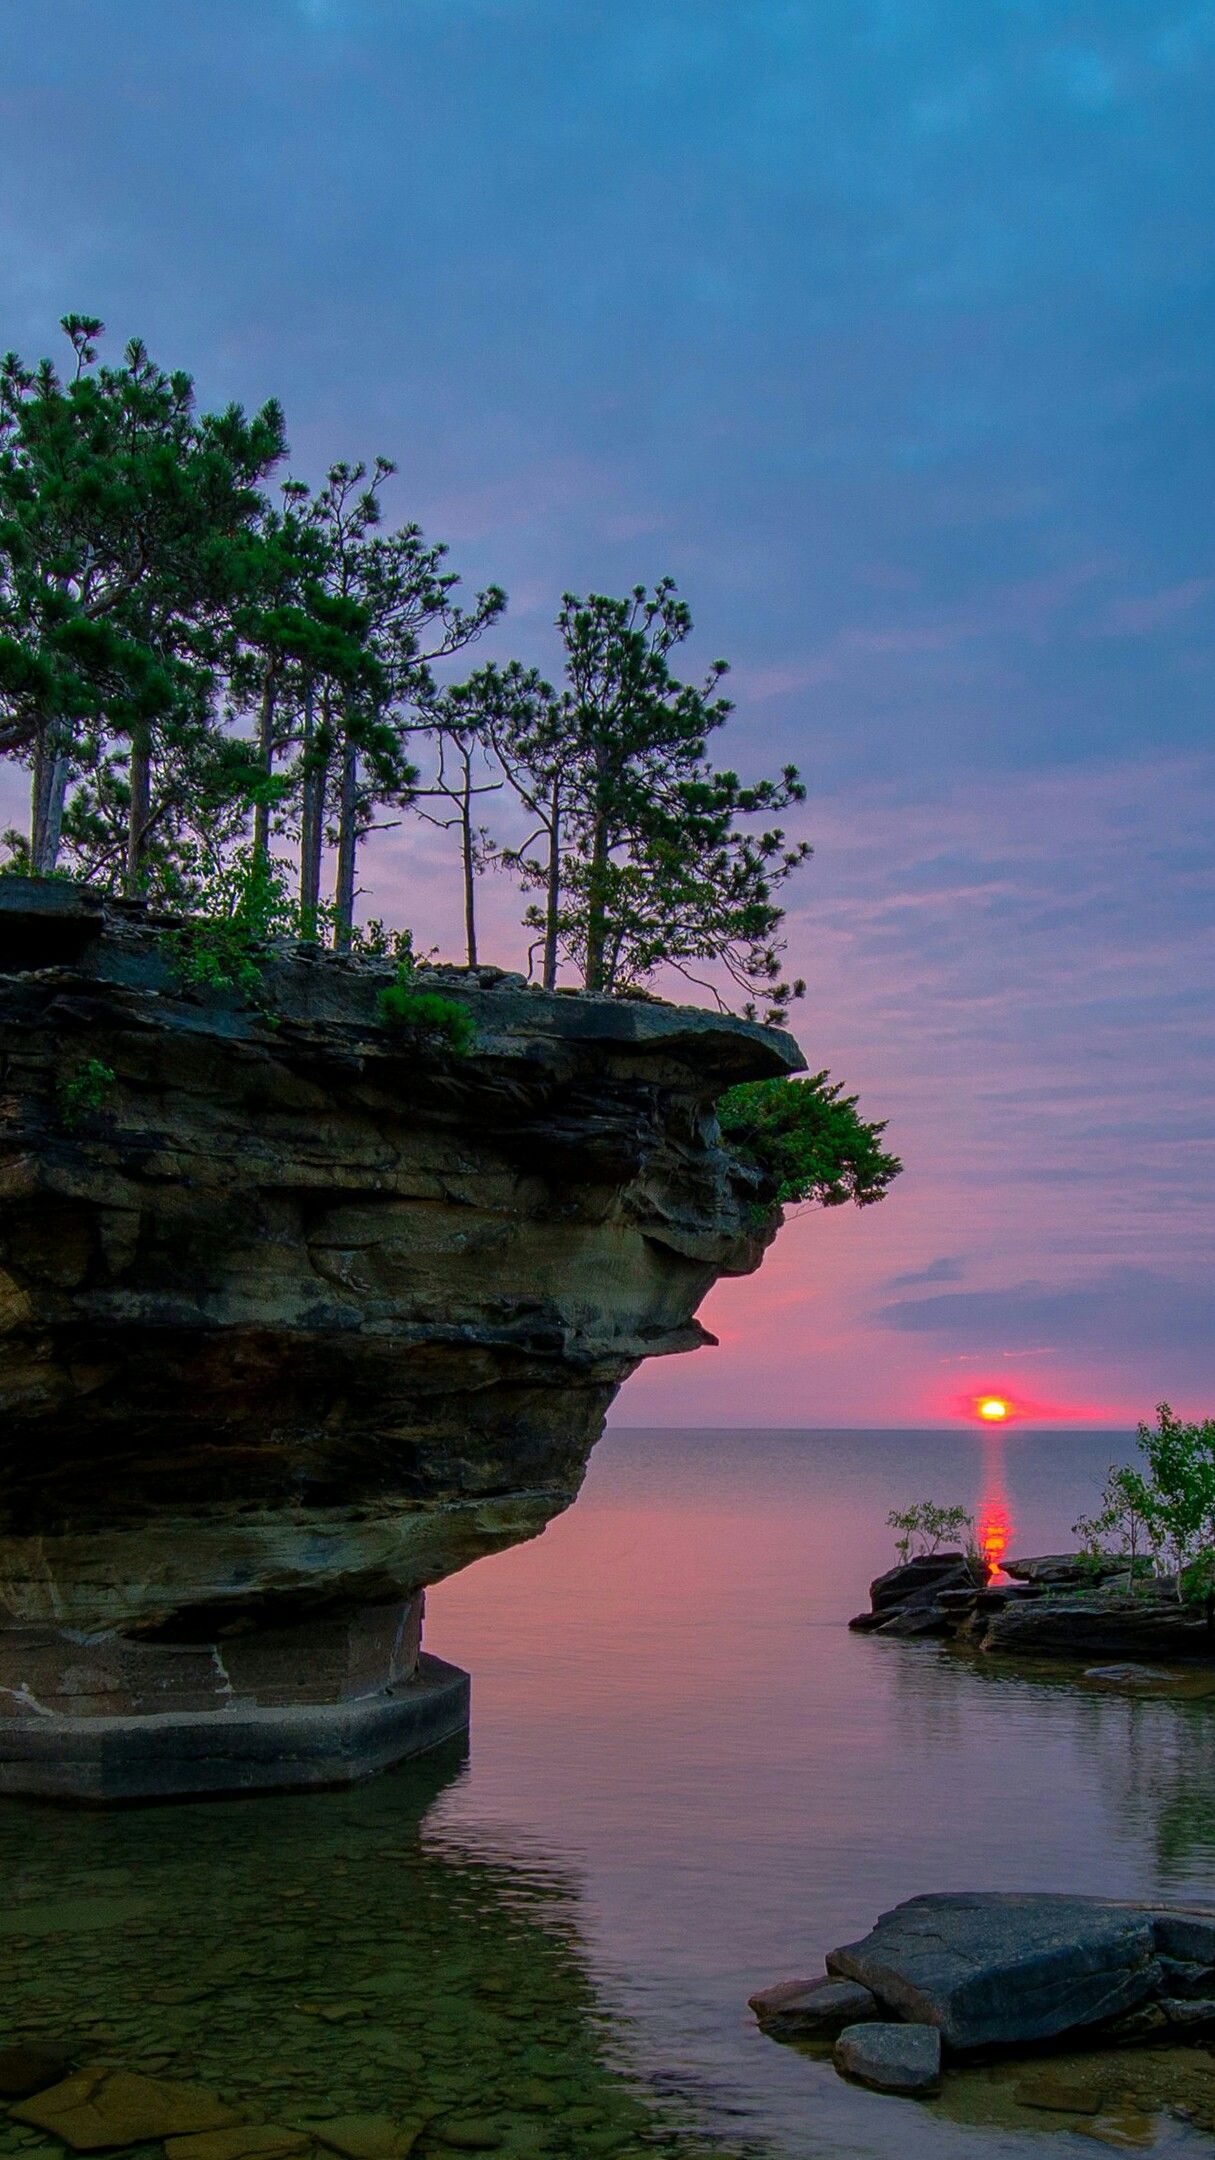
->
[717,1071,901,1209]
[377,960,475,1055]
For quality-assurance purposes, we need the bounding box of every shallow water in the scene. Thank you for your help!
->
[5,1427,1215,2159]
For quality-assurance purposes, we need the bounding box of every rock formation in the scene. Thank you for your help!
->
[753,1892,1215,2099]
[0,878,801,1796]
[850,1549,1215,1663]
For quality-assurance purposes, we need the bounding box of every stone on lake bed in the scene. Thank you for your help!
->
[1084,1664,1189,1692]
[0,2045,74,2099]
[304,2116,420,2160]
[11,2067,242,2150]
[1014,2074,1103,2114]
[165,2132,312,2160]
[749,1975,879,2038]
[833,2022,941,2095]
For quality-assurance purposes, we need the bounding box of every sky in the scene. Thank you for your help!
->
[2,0,1213,1427]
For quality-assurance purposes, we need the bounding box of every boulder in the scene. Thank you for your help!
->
[981,1593,1215,1662]
[11,2067,242,2150]
[868,1555,972,1612]
[1152,1909,1215,1976]
[749,1975,879,2039]
[833,2022,941,2095]
[1006,1554,1131,1587]
[826,1894,1164,2053]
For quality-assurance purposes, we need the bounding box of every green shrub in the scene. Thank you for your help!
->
[57,1057,117,1128]
[717,1070,901,1209]
[887,1500,974,1565]
[377,966,475,1055]
[167,850,296,998]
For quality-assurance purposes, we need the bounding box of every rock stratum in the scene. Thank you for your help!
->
[0,878,801,1796]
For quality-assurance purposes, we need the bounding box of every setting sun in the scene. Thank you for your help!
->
[978,1397,1009,1421]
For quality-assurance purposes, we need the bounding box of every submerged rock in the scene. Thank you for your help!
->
[833,2022,941,2095]
[748,1975,879,2039]
[1084,1663,1192,1692]
[0,2043,74,2098]
[12,2066,242,2150]
[1013,2073,1103,2114]
[303,2117,420,2160]
[165,2133,311,2160]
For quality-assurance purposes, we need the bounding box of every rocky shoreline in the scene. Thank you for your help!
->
[850,1548,1215,1667]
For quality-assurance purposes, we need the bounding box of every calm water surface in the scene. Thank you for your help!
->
[5,1428,1215,2160]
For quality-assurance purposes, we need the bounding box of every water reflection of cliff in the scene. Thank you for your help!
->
[0,1745,748,2160]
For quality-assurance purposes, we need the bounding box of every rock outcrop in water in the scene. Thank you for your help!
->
[753,1892,1215,2105]
[0,878,801,1795]
[850,1550,1215,1664]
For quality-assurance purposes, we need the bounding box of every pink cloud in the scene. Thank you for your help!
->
[1094,577,1215,637]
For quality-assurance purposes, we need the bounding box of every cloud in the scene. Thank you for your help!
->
[883,1256,965,1291]
[876,1267,1215,1358]
[1094,579,1215,638]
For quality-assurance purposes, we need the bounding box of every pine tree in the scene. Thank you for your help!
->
[0,316,285,889]
[516,582,810,1019]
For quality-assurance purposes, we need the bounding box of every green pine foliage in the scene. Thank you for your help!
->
[376,961,475,1055]
[717,1071,902,1209]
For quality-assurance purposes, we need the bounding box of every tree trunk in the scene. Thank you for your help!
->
[542,775,560,990]
[298,679,323,939]
[461,756,477,968]
[30,725,70,876]
[333,726,358,952]
[253,664,278,864]
[125,728,152,897]
[42,750,68,873]
[30,730,51,873]
[583,812,609,993]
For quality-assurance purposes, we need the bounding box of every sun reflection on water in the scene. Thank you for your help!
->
[976,1430,1016,1583]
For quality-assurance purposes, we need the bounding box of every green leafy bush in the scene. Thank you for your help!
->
[717,1070,901,1208]
[887,1500,974,1564]
[377,963,475,1055]
[1077,1403,1215,1607]
[57,1057,117,1128]
[166,849,296,998]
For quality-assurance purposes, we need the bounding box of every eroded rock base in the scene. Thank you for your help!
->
[0,1599,469,1800]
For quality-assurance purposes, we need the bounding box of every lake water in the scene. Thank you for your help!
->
[4,1427,1215,2160]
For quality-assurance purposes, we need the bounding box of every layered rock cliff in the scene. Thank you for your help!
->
[0,878,800,1788]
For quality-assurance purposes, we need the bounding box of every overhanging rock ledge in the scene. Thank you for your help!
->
[0,880,802,1797]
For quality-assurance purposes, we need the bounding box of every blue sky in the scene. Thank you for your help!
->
[2,0,1212,1420]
